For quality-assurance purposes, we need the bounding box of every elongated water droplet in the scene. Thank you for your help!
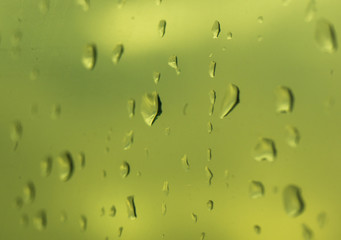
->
[201,232,206,240]
[109,205,116,217]
[211,20,220,38]
[127,99,135,118]
[112,44,124,64]
[82,44,97,70]
[209,61,216,78]
[207,121,213,134]
[286,125,300,147]
[317,212,327,228]
[249,181,265,199]
[168,55,180,75]
[181,154,190,170]
[158,20,166,37]
[191,213,198,223]
[153,72,161,84]
[126,196,137,219]
[162,181,169,195]
[275,86,294,113]
[51,104,61,119]
[205,166,213,185]
[283,185,305,217]
[123,130,134,150]
[120,161,130,178]
[100,207,105,216]
[207,148,212,161]
[77,0,90,11]
[141,92,162,126]
[254,225,261,234]
[164,127,171,136]
[302,224,313,240]
[23,181,35,204]
[209,90,216,116]
[57,151,74,182]
[118,226,123,237]
[207,200,214,210]
[19,214,29,227]
[34,210,47,231]
[77,152,86,169]
[79,215,87,231]
[41,156,53,177]
[305,0,316,23]
[253,138,276,162]
[39,0,50,14]
[161,202,167,216]
[227,32,233,40]
[10,120,23,150]
[315,18,337,53]
[220,84,240,119]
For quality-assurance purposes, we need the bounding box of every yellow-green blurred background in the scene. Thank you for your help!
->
[1,0,341,239]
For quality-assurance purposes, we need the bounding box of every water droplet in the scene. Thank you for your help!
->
[57,151,74,182]
[82,44,97,70]
[257,16,264,23]
[12,30,22,46]
[205,166,213,185]
[123,130,134,150]
[209,90,216,116]
[200,232,206,240]
[211,20,221,38]
[38,0,49,14]
[60,211,67,223]
[302,224,313,240]
[100,207,105,216]
[51,104,62,119]
[79,215,87,231]
[33,210,47,231]
[191,213,198,223]
[207,200,214,210]
[120,161,130,178]
[207,122,213,134]
[253,138,276,162]
[30,103,39,116]
[275,86,294,113]
[317,212,327,228]
[227,32,233,40]
[10,120,23,150]
[315,18,337,53]
[141,91,162,126]
[126,196,137,219]
[220,83,240,119]
[209,61,216,78]
[158,20,166,38]
[183,103,188,115]
[77,0,90,11]
[77,152,86,169]
[161,202,167,216]
[207,148,212,161]
[41,156,53,177]
[305,0,316,23]
[249,181,265,199]
[127,99,135,118]
[102,170,107,178]
[153,72,161,85]
[13,196,23,209]
[162,181,169,195]
[19,214,29,226]
[286,126,300,147]
[168,55,180,75]
[112,44,124,64]
[23,181,35,204]
[283,185,305,217]
[118,226,123,237]
[254,225,261,234]
[181,154,190,170]
[109,205,116,217]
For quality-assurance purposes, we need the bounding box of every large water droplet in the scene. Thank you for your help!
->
[10,120,23,150]
[211,20,221,38]
[82,44,97,70]
[41,156,53,177]
[253,138,276,162]
[162,181,169,195]
[168,55,180,75]
[286,125,300,147]
[79,215,87,231]
[120,161,130,178]
[207,200,214,211]
[23,181,35,204]
[249,181,265,199]
[126,196,137,219]
[209,61,216,78]
[141,91,162,126]
[112,44,124,64]
[220,84,240,119]
[181,154,190,170]
[158,20,166,37]
[302,224,313,240]
[305,0,316,23]
[283,185,305,217]
[275,86,294,113]
[208,90,216,116]
[123,130,134,150]
[315,18,337,53]
[205,166,213,185]
[57,151,74,182]
[33,210,47,231]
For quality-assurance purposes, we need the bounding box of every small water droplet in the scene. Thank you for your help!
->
[158,20,166,38]
[30,103,39,116]
[118,226,123,237]
[209,61,216,78]
[33,210,47,231]
[164,127,171,136]
[211,20,221,38]
[257,16,263,23]
[57,151,74,182]
[205,166,213,185]
[79,215,87,231]
[191,213,198,223]
[109,205,116,217]
[275,86,294,113]
[168,55,180,74]
[315,18,337,53]
[227,32,233,40]
[200,232,206,240]
[249,181,265,199]
[127,99,135,118]
[254,225,261,234]
[102,170,107,178]
[126,195,137,219]
[317,212,327,228]
[82,44,97,70]
[305,0,316,23]
[253,138,276,162]
[183,103,188,115]
[162,181,169,195]
[207,148,212,161]
[208,90,216,116]
[23,181,35,204]
[302,224,313,240]
[19,214,29,226]
[123,130,134,150]
[207,200,214,210]
[77,152,86,169]
[283,185,305,217]
[100,207,105,216]
[10,120,23,150]
[51,104,62,119]
[77,0,90,11]
[207,122,213,134]
[286,126,300,147]
[60,211,67,223]
[153,72,161,85]
[161,202,167,216]
[181,154,190,170]
[220,83,240,119]
[120,161,130,178]
[112,44,124,64]
[13,196,23,209]
[141,91,162,126]
[41,156,53,177]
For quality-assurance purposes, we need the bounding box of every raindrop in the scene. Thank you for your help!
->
[123,130,134,150]
[161,202,167,216]
[254,225,261,234]
[112,44,124,64]
[286,125,300,147]
[168,55,180,75]
[109,205,116,217]
[141,91,162,126]
[158,20,166,38]
[120,161,130,178]
[82,44,97,70]
[181,154,190,170]
[57,151,74,182]
[305,0,316,23]
[207,148,212,161]
[38,0,49,14]
[302,224,313,240]
[118,226,123,237]
[77,0,90,11]
[51,104,61,119]
[283,185,305,217]
[209,61,216,78]
[220,83,240,119]
[227,32,233,40]
[10,120,23,150]
[275,86,294,113]
[23,181,35,204]
[60,211,67,223]
[211,20,221,38]
[77,152,86,169]
[207,200,214,211]
[33,210,47,231]
[79,215,87,231]
[315,18,337,53]
[257,16,264,23]
[127,99,135,118]
[162,181,169,195]
[41,156,53,177]
[253,138,276,162]
[19,214,29,227]
[205,166,213,185]
[13,196,23,209]
[317,212,327,228]
[191,213,198,223]
[207,121,213,134]
[126,196,137,219]
[209,90,216,116]
[249,180,265,199]
[153,72,161,85]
